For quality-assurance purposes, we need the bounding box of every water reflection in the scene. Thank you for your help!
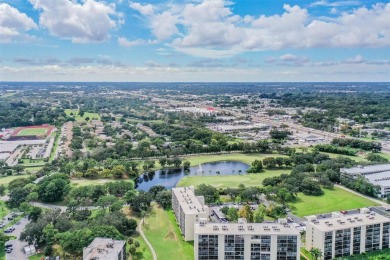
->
[135,161,249,191]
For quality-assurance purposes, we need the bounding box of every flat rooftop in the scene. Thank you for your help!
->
[308,211,390,232]
[0,140,46,146]
[0,143,19,153]
[83,238,125,260]
[195,222,300,236]
[172,187,208,215]
[341,164,390,175]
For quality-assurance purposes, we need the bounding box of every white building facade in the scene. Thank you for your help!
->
[194,221,300,260]
[305,209,390,260]
[172,186,209,241]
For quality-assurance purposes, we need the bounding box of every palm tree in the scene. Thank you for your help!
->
[309,247,322,260]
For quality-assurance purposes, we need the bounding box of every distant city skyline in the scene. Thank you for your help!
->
[0,0,389,82]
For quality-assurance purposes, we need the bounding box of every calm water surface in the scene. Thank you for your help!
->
[135,161,249,191]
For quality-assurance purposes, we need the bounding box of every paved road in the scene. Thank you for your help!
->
[138,218,157,260]
[6,217,29,260]
[30,201,98,211]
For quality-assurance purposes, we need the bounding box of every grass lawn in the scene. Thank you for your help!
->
[24,166,43,173]
[28,254,45,260]
[65,109,100,122]
[70,178,133,187]
[300,248,315,260]
[0,200,9,220]
[16,128,48,136]
[379,152,390,161]
[184,153,282,165]
[0,174,29,185]
[341,248,390,259]
[177,169,288,188]
[320,152,367,162]
[290,187,379,217]
[143,204,193,260]
[127,232,153,260]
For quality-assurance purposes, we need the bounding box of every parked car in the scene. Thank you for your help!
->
[0,223,4,228]
[5,244,13,249]
[6,248,12,253]
[7,217,13,221]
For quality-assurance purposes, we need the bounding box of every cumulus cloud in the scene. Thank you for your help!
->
[0,3,37,42]
[29,0,118,43]
[118,37,157,47]
[129,1,390,57]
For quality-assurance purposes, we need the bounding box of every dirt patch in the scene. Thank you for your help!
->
[164,230,177,241]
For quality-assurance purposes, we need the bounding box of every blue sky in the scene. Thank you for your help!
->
[0,0,389,81]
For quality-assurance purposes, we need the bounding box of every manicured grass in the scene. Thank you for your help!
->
[127,232,153,260]
[65,109,100,122]
[340,248,390,259]
[70,178,133,187]
[320,152,367,162]
[16,128,47,136]
[24,166,43,173]
[184,153,282,165]
[177,169,288,188]
[0,174,29,185]
[379,152,390,161]
[290,187,379,217]
[0,200,9,220]
[300,248,315,260]
[143,204,194,260]
[28,253,45,260]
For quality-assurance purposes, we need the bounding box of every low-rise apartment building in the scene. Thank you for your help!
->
[340,164,390,198]
[83,238,126,260]
[194,219,300,260]
[172,186,209,241]
[305,208,390,259]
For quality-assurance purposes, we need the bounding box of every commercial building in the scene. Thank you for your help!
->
[172,186,209,241]
[83,238,126,260]
[194,219,300,260]
[305,208,390,259]
[340,164,390,198]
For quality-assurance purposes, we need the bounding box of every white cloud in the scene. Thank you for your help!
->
[118,37,157,47]
[0,3,37,42]
[345,55,365,64]
[129,1,390,58]
[310,1,361,7]
[129,2,154,16]
[29,0,118,43]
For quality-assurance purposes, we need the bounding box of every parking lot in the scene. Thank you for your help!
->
[2,215,29,260]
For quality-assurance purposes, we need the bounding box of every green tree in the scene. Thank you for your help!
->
[111,165,126,179]
[238,205,253,222]
[253,205,266,223]
[95,195,117,211]
[309,247,322,260]
[227,207,238,221]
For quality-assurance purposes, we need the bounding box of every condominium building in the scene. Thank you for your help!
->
[83,238,126,260]
[172,186,209,241]
[305,208,390,259]
[340,164,390,198]
[194,219,300,260]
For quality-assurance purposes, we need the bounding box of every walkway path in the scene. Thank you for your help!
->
[138,218,157,260]
[335,184,388,207]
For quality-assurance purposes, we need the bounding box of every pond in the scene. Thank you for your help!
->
[135,161,249,191]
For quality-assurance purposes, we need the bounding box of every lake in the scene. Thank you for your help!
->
[135,161,249,191]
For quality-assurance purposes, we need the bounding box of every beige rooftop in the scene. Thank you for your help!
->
[308,212,390,232]
[195,222,300,236]
[172,187,207,214]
